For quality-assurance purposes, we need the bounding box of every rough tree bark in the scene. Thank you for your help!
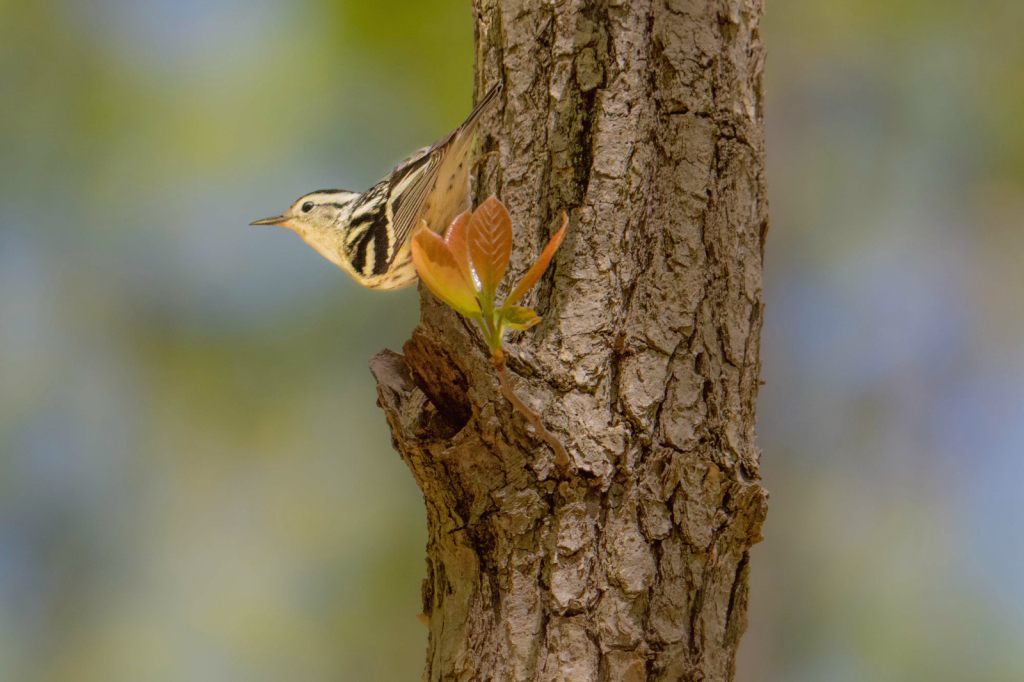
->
[370,1,768,680]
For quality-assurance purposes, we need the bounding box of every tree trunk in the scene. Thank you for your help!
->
[369,1,768,680]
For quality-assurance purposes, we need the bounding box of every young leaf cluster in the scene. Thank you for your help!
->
[411,195,566,363]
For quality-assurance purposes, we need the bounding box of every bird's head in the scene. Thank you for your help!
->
[250,190,359,238]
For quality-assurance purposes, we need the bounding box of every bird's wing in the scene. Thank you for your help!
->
[384,148,446,265]
[384,83,504,268]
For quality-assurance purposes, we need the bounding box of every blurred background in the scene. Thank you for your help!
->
[0,0,1020,680]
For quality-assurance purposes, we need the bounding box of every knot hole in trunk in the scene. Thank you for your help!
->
[403,326,473,438]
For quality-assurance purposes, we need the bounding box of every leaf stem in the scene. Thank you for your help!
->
[492,356,570,471]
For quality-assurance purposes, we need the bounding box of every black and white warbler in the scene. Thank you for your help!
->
[251,83,502,290]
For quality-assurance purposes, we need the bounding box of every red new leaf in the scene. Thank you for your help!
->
[467,195,513,301]
[444,210,477,292]
[504,212,567,308]
[411,223,481,318]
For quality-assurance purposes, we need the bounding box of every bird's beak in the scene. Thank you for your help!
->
[250,215,289,226]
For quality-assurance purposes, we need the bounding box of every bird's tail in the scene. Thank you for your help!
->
[432,82,503,153]
[460,81,503,135]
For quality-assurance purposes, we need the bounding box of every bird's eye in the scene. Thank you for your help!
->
[301,201,314,213]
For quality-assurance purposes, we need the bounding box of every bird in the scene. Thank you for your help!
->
[251,82,503,291]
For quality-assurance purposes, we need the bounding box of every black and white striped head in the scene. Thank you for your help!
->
[250,189,359,235]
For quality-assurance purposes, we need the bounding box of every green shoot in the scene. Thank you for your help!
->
[410,195,569,469]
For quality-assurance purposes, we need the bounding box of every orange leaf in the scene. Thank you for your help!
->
[501,305,541,331]
[411,224,481,317]
[504,212,567,307]
[444,210,477,292]
[467,195,513,301]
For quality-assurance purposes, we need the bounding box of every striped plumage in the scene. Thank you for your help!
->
[251,83,502,290]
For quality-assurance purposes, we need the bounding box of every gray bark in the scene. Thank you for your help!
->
[370,1,768,680]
